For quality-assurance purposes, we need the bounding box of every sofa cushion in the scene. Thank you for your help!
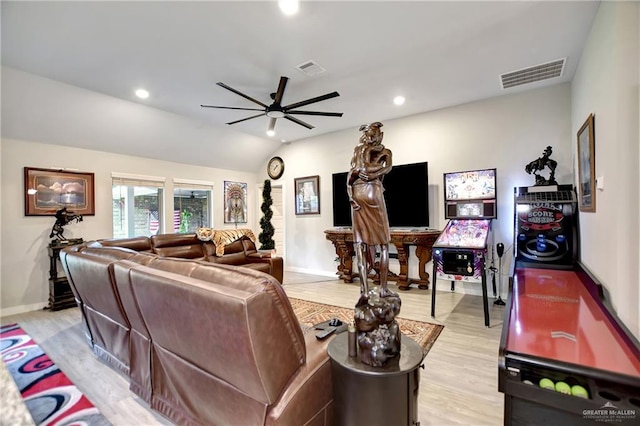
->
[112,259,155,402]
[62,250,134,374]
[128,264,306,425]
[94,236,152,252]
[150,233,206,260]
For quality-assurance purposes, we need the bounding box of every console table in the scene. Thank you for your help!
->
[47,240,82,311]
[324,228,441,290]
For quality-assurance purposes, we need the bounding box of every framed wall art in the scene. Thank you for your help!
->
[295,175,320,215]
[24,167,95,216]
[577,114,595,212]
[224,181,248,224]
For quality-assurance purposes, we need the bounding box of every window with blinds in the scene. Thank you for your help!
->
[112,173,165,238]
[173,179,214,234]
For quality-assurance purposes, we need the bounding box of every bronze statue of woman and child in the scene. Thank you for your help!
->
[347,121,402,367]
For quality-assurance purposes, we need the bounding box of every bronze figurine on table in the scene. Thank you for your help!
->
[347,121,401,367]
[525,146,558,186]
[49,207,83,242]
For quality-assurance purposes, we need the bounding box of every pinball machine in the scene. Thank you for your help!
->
[431,168,497,327]
[499,184,640,424]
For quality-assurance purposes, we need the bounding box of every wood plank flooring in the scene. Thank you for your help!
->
[1,272,506,425]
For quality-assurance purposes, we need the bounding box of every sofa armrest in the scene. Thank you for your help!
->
[247,251,274,259]
[246,254,284,284]
[265,331,333,426]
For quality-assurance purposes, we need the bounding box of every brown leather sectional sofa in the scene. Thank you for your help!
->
[59,243,334,426]
[92,229,283,283]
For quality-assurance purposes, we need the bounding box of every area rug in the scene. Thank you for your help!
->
[0,323,111,426]
[289,298,444,355]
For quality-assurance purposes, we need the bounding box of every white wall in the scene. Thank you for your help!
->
[264,84,573,297]
[0,139,258,315]
[571,1,640,338]
[4,4,636,339]
[2,83,571,315]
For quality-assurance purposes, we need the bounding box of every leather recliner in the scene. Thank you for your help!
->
[60,245,334,425]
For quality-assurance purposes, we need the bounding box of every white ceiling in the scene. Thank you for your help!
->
[1,1,600,171]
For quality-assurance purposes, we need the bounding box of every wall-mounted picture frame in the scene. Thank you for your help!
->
[24,167,95,216]
[577,114,596,212]
[295,175,320,215]
[224,181,248,223]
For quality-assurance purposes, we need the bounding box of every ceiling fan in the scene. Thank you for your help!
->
[201,76,343,132]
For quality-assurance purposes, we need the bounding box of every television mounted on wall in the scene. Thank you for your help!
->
[332,162,429,228]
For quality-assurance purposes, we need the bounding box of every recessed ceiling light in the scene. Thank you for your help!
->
[278,0,299,15]
[281,139,287,143]
[135,89,149,99]
[267,130,276,137]
[393,96,405,106]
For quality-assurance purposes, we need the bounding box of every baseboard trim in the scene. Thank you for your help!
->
[1,302,48,317]
[285,266,337,278]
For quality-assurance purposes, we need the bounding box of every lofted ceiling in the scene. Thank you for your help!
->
[1,1,600,172]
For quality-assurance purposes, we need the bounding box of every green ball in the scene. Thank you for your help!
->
[539,378,555,390]
[555,381,571,394]
[571,385,589,398]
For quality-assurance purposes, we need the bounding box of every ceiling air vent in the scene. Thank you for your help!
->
[500,58,565,89]
[296,60,326,77]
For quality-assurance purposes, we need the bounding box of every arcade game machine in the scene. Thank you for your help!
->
[499,184,640,424]
[431,168,497,327]
[514,184,577,269]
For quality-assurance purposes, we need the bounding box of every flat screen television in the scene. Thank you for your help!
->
[443,168,497,219]
[332,162,429,228]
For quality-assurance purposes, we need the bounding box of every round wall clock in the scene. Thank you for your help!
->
[267,156,285,180]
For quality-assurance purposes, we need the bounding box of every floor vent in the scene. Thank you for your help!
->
[500,58,565,89]
[296,60,326,77]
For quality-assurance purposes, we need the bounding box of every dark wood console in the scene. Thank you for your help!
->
[47,240,82,311]
[324,228,441,290]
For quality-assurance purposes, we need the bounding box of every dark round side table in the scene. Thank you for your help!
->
[327,332,425,426]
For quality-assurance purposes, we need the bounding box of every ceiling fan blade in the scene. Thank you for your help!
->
[216,82,268,108]
[283,91,340,110]
[285,110,343,117]
[226,113,265,125]
[268,117,277,132]
[273,77,289,105]
[201,105,265,112]
[284,114,314,130]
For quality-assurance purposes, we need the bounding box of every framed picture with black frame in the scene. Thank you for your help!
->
[577,114,595,212]
[295,175,320,215]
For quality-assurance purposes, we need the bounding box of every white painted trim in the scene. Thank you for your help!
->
[172,178,215,187]
[111,172,166,182]
[1,302,49,317]
[285,266,337,277]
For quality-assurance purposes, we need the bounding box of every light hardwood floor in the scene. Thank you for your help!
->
[1,273,506,426]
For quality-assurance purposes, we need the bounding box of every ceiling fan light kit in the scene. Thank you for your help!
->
[201,76,343,134]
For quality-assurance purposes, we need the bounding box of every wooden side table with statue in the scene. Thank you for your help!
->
[327,332,424,425]
[46,207,84,311]
[47,240,83,311]
[325,122,427,424]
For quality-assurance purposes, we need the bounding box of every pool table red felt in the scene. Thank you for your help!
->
[506,267,640,377]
